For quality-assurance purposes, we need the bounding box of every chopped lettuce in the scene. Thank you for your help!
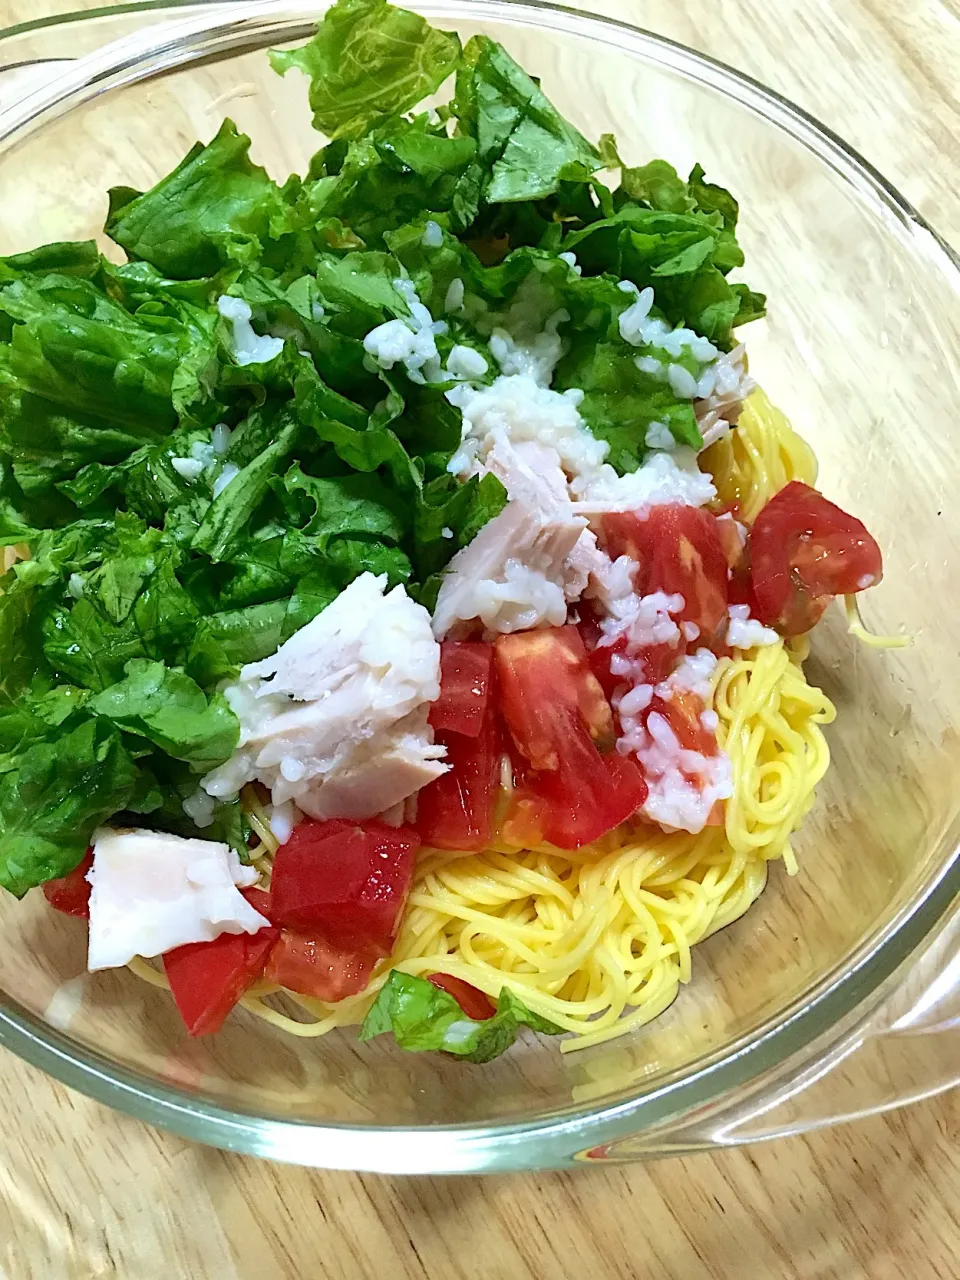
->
[89,660,240,772]
[270,0,461,140]
[0,719,146,897]
[359,970,563,1062]
[0,0,764,893]
[454,35,601,204]
[106,119,298,279]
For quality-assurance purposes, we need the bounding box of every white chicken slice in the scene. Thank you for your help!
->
[86,828,268,971]
[294,707,447,820]
[201,572,446,821]
[432,498,588,638]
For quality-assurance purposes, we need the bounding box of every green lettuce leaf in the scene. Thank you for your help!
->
[124,755,251,853]
[11,518,112,588]
[192,415,301,562]
[0,240,100,284]
[42,526,202,692]
[0,578,52,700]
[554,339,702,469]
[0,718,141,896]
[413,471,507,578]
[89,659,240,771]
[303,117,480,244]
[454,35,600,204]
[359,970,563,1063]
[0,275,188,431]
[270,0,461,141]
[106,119,297,279]
[283,463,408,544]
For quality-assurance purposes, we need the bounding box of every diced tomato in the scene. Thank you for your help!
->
[586,638,625,702]
[263,929,378,1002]
[585,632,680,704]
[505,750,648,850]
[748,481,883,636]
[428,973,496,1019]
[495,627,615,767]
[269,818,419,955]
[163,893,279,1037]
[42,849,93,918]
[429,641,494,738]
[500,788,548,850]
[578,608,625,701]
[649,690,716,756]
[242,886,274,918]
[726,548,761,615]
[494,628,645,850]
[600,506,729,638]
[529,750,648,849]
[706,800,725,827]
[417,703,501,851]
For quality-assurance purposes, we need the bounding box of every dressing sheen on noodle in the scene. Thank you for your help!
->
[128,390,836,1051]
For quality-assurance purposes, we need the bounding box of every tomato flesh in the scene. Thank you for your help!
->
[526,750,648,849]
[749,481,883,636]
[416,702,500,851]
[495,626,614,767]
[429,641,494,738]
[428,973,496,1019]
[649,690,716,756]
[163,889,279,1037]
[264,930,378,1002]
[600,506,729,638]
[494,627,646,849]
[504,748,648,850]
[269,818,419,955]
[579,620,681,705]
[42,849,93,918]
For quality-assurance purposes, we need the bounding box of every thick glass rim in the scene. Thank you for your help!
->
[0,0,958,1172]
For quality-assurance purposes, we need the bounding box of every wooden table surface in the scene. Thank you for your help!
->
[1,1,958,1277]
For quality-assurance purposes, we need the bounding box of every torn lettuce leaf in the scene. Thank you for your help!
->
[0,718,145,897]
[89,659,240,772]
[270,0,461,141]
[105,119,298,280]
[454,35,601,204]
[359,970,563,1062]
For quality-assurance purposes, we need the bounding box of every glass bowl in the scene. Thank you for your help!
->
[0,0,957,1173]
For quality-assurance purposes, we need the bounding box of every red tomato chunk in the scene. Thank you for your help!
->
[416,707,500,851]
[495,626,614,767]
[518,750,648,850]
[749,481,883,636]
[42,849,93,918]
[263,929,379,1002]
[428,973,496,1020]
[163,890,279,1037]
[494,629,647,850]
[601,505,729,638]
[269,818,419,955]
[429,641,494,738]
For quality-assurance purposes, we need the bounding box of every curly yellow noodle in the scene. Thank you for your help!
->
[125,389,837,1051]
[702,386,818,519]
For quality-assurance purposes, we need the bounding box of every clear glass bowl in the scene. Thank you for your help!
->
[0,0,957,1173]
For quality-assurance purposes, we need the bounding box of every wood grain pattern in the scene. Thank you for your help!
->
[0,1,958,1277]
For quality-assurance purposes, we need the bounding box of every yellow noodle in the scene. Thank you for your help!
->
[843,593,911,649]
[127,389,837,1051]
[702,386,818,519]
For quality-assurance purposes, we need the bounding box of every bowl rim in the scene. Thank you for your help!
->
[0,0,958,1172]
